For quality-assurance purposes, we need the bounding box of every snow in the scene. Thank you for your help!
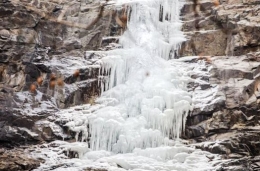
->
[14,90,58,115]
[18,127,39,137]
[32,0,221,170]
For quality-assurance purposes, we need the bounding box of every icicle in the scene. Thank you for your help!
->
[35,1,220,170]
[65,0,191,153]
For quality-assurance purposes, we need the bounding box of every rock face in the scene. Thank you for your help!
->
[0,147,43,171]
[181,0,260,170]
[0,0,124,145]
[0,0,119,109]
[0,1,127,169]
[1,0,260,170]
[180,0,260,57]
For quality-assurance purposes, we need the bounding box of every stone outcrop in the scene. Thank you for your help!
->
[180,0,260,57]
[0,1,127,170]
[0,147,43,171]
[181,0,260,170]
[0,1,129,170]
[0,0,117,109]
[0,0,125,145]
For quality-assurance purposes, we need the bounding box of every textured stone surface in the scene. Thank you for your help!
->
[0,148,43,171]
[181,0,260,170]
[0,0,124,144]
[1,0,260,170]
[180,0,260,57]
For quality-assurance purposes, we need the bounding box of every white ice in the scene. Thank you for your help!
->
[93,0,190,152]
[33,0,220,170]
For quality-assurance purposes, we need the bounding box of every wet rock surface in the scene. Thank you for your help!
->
[181,0,260,170]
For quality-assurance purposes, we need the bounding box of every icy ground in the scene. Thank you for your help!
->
[31,140,220,171]
[31,0,222,170]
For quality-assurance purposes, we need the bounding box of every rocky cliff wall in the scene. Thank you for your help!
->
[0,0,260,170]
[0,1,128,169]
[181,0,260,170]
[0,0,127,146]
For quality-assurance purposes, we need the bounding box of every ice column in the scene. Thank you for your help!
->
[89,0,190,153]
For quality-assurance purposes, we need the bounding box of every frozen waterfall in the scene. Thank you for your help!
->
[34,0,220,170]
[95,0,190,153]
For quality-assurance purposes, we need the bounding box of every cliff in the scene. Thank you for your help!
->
[0,0,260,170]
[0,1,122,169]
[181,0,260,170]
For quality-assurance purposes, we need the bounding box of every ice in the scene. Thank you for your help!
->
[115,0,185,60]
[18,127,39,137]
[33,142,219,171]
[32,0,221,170]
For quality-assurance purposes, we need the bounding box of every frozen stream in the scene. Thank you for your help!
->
[33,0,220,170]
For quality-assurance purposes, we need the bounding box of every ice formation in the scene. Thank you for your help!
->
[94,0,190,153]
[33,0,220,170]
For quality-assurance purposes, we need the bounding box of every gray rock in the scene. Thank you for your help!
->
[181,1,260,169]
